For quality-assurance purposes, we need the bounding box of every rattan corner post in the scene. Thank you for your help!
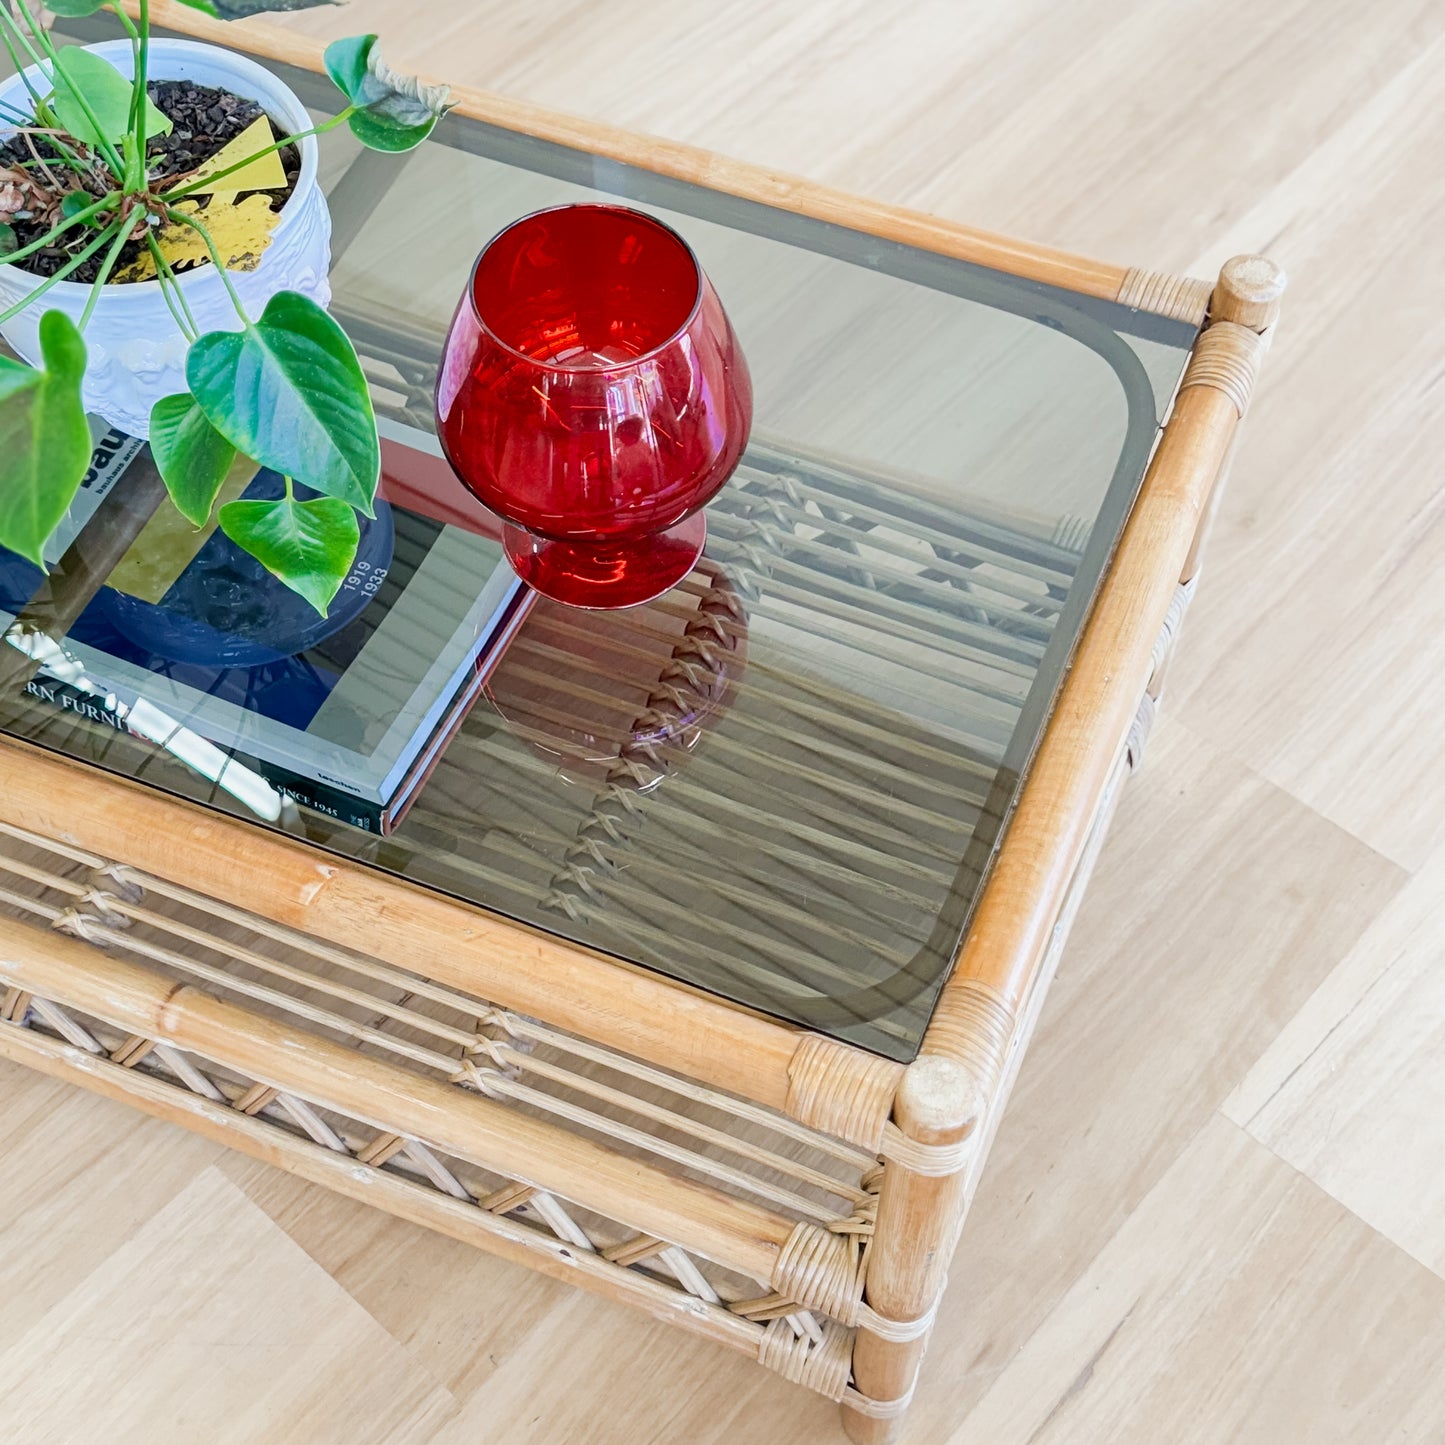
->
[0,7,1285,1436]
[846,1057,978,1441]
[839,253,1285,1440]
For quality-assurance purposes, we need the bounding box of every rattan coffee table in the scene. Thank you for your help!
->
[0,8,1282,1440]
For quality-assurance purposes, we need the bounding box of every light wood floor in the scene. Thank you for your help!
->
[5,3,1444,1441]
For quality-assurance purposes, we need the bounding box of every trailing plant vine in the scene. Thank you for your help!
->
[0,0,450,612]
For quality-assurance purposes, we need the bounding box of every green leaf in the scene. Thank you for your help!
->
[52,48,172,151]
[59,191,109,231]
[218,493,359,616]
[324,35,451,152]
[0,223,15,258]
[187,290,379,516]
[0,311,92,569]
[44,0,110,16]
[181,0,346,16]
[150,392,239,528]
[323,36,374,109]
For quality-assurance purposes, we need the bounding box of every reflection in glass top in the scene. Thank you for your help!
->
[0,17,1200,1060]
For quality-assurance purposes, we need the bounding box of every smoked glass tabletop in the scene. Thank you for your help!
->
[0,17,1200,1060]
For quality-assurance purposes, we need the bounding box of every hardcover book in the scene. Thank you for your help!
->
[0,417,527,833]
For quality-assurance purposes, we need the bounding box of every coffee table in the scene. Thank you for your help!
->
[0,7,1282,1439]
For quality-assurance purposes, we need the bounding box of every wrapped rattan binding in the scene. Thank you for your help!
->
[1115,267,1213,325]
[785,1034,902,1153]
[1179,321,1268,417]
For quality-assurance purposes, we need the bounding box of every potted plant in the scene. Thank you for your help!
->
[0,0,450,613]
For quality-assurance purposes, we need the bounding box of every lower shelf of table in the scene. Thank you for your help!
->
[0,669,1151,1436]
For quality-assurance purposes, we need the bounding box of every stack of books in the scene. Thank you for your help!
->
[1,417,529,834]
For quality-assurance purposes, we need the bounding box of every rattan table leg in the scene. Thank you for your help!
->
[842,1056,979,1442]
[1179,251,1294,583]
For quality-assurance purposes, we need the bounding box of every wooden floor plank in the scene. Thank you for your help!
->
[221,1153,578,1404]
[0,1062,222,1350]
[1167,24,1445,868]
[0,1167,459,1443]
[946,1115,1445,1445]
[1227,839,1445,1281]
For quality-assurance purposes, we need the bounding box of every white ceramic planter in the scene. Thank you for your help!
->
[0,39,331,437]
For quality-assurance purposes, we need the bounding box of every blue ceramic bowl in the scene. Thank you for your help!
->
[96,473,395,668]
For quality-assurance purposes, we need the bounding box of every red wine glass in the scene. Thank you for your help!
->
[436,203,753,609]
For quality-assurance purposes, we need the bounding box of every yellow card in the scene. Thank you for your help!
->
[187,114,288,202]
[115,193,281,280]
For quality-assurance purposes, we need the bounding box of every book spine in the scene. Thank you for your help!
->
[20,675,390,834]
[19,675,134,734]
[252,765,389,835]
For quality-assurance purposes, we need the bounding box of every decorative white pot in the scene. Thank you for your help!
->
[0,39,331,437]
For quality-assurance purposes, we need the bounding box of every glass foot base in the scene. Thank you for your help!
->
[502,513,707,610]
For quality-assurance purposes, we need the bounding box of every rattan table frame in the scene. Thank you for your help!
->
[0,6,1282,1438]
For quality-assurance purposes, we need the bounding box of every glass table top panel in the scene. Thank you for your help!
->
[0,18,1200,1060]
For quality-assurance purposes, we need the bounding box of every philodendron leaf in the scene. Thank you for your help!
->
[324,35,451,152]
[60,191,111,232]
[218,493,359,616]
[150,392,238,528]
[0,311,92,569]
[178,0,345,15]
[42,0,110,16]
[187,290,379,516]
[52,48,172,150]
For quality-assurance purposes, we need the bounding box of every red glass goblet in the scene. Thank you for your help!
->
[436,203,753,609]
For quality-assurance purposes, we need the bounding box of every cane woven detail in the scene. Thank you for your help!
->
[772,1221,868,1325]
[1116,267,1212,325]
[759,1317,853,1400]
[539,567,748,916]
[1148,576,1199,698]
[840,1380,918,1421]
[1179,321,1265,416]
[857,1296,939,1343]
[1125,691,1158,773]
[878,1122,975,1177]
[785,1034,901,1152]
